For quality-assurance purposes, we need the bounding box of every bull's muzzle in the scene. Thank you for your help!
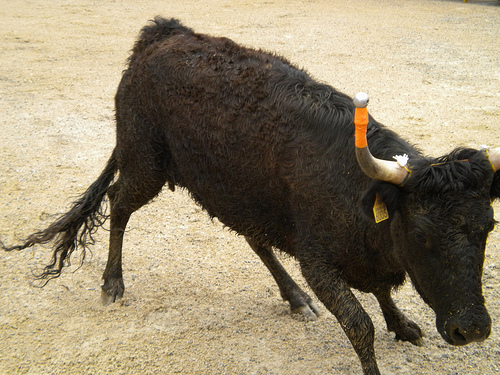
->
[440,305,491,346]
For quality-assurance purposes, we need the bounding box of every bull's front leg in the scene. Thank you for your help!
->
[374,288,423,345]
[245,237,320,321]
[299,257,380,375]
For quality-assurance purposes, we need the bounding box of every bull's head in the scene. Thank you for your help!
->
[354,93,498,346]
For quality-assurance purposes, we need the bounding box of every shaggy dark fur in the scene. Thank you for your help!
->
[3,17,499,375]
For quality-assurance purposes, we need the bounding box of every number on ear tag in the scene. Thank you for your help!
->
[373,194,389,223]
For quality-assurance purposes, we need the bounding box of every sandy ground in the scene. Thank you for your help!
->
[1,0,500,374]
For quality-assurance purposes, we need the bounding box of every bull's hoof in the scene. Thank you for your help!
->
[393,318,424,345]
[292,301,321,321]
[408,337,425,347]
[100,278,124,306]
[286,288,321,321]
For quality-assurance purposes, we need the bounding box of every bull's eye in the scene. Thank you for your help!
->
[414,231,427,244]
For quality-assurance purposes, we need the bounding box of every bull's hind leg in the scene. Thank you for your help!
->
[101,169,167,306]
[245,237,320,321]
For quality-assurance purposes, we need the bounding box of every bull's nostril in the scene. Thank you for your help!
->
[452,328,467,344]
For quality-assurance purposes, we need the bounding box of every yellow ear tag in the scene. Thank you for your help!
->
[373,194,389,223]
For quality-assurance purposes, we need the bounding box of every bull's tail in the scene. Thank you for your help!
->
[2,149,118,284]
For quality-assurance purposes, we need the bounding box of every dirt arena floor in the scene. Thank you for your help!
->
[1,0,499,374]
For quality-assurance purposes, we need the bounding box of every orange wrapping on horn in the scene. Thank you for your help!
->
[354,106,368,149]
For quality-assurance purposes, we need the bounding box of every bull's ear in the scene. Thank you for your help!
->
[490,171,500,199]
[360,181,403,223]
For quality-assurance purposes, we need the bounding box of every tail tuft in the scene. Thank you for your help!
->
[2,151,118,285]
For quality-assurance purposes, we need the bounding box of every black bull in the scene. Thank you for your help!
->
[2,17,499,375]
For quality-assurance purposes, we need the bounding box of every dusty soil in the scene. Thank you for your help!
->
[1,0,499,374]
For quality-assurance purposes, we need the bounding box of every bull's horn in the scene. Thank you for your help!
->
[485,147,500,172]
[353,92,410,186]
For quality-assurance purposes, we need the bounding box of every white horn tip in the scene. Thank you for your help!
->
[353,92,369,108]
